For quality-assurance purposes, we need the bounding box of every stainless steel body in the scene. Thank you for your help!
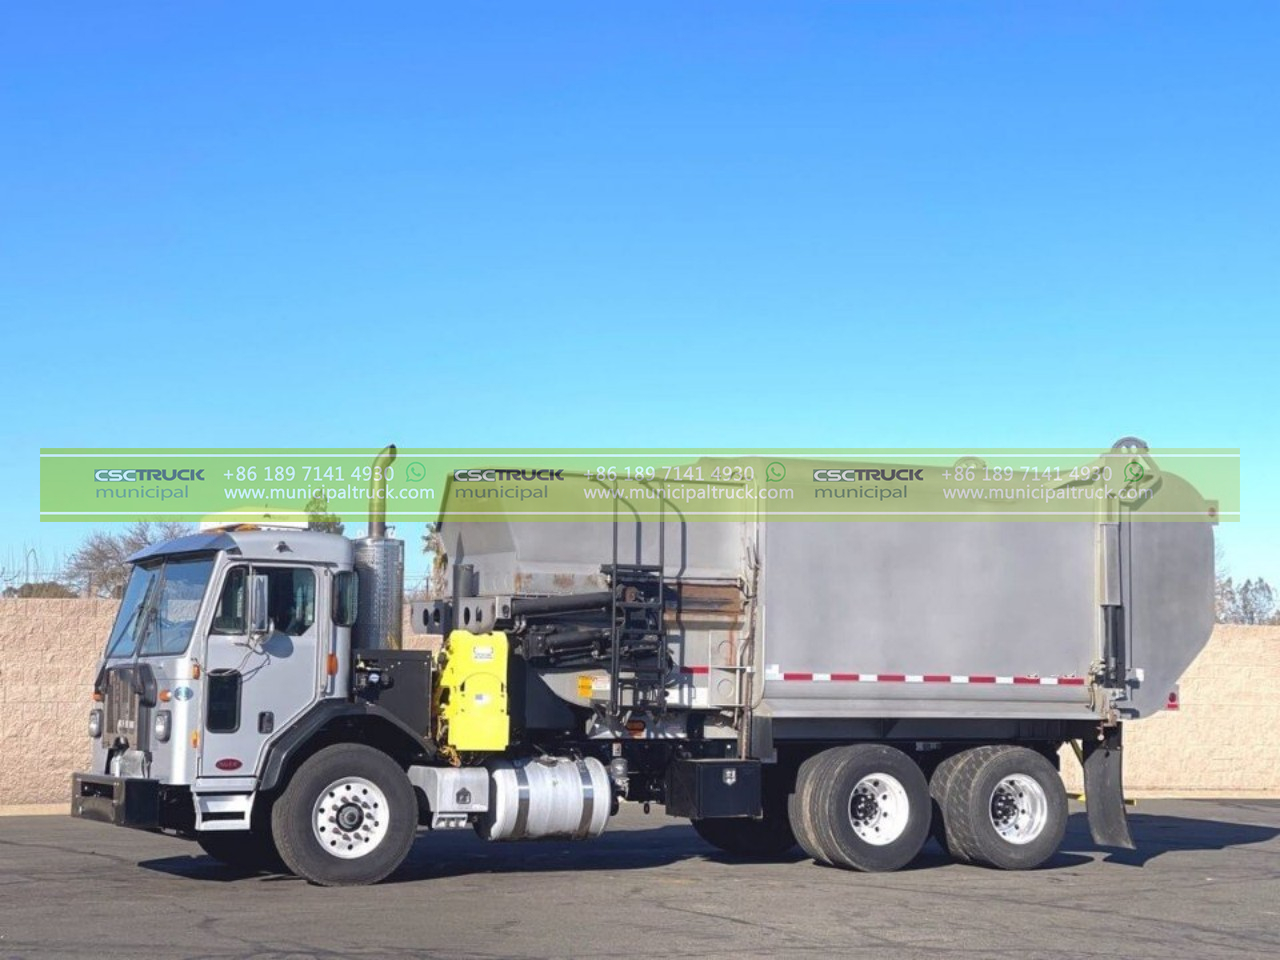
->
[436,462,1215,727]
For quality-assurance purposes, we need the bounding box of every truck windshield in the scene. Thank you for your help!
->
[104,557,215,659]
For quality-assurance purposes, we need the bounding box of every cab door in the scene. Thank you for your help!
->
[200,563,326,777]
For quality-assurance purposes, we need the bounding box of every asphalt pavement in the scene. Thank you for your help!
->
[1,799,1278,959]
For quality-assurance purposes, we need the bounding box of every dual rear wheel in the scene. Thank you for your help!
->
[784,743,1067,872]
[790,744,932,872]
[930,745,1067,870]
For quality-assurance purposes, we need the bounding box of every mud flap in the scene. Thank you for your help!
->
[1083,728,1135,849]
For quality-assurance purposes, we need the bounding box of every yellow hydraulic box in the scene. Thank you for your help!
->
[433,630,509,753]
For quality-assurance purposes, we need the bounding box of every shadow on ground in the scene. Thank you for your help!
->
[1061,809,1280,866]
[138,805,1280,885]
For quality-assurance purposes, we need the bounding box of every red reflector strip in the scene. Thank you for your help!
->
[679,665,710,675]
[766,669,1087,686]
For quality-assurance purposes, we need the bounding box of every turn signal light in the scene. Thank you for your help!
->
[326,653,339,676]
[91,691,103,702]
[159,689,172,702]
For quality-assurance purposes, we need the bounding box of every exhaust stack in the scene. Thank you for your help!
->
[353,444,404,650]
[367,443,397,539]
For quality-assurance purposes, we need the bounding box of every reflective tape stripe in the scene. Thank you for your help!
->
[766,671,1087,686]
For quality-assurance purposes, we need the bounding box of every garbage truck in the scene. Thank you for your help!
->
[71,441,1216,885]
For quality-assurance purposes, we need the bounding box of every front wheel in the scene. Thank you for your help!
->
[271,744,417,886]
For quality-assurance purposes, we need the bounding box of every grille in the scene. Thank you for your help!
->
[102,667,145,749]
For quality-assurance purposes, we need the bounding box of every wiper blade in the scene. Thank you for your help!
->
[131,572,164,659]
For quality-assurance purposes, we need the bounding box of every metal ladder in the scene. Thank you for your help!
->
[603,479,669,719]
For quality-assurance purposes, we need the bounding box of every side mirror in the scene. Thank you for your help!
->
[249,574,271,636]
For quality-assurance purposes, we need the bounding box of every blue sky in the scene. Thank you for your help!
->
[1,2,1275,588]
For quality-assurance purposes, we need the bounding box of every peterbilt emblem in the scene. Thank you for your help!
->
[456,788,472,805]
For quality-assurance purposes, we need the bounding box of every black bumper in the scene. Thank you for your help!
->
[71,773,161,829]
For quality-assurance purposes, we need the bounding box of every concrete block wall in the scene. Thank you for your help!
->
[1,599,1276,806]
[0,599,117,806]
[1062,623,1280,793]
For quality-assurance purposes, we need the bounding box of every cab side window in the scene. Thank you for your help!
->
[210,568,247,635]
[262,567,316,636]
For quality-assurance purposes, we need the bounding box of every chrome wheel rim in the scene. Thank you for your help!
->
[988,774,1048,845]
[311,777,389,859]
[847,772,910,846]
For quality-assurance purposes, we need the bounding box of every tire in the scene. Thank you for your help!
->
[789,750,843,865]
[693,769,797,859]
[930,749,995,863]
[805,744,932,873]
[196,827,281,873]
[944,745,1067,871]
[927,752,969,858]
[271,743,417,886]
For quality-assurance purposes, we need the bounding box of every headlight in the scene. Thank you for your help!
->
[154,710,172,743]
[88,709,102,738]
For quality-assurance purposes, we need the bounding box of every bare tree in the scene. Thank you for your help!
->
[3,581,78,599]
[65,522,194,598]
[1211,546,1277,625]
[421,528,449,600]
[305,492,345,535]
[1216,575,1279,625]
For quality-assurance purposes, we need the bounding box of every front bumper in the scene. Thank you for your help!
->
[71,773,160,829]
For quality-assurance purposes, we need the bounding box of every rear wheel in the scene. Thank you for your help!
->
[943,745,1067,870]
[693,770,796,859]
[798,745,932,872]
[928,750,980,862]
[271,743,417,886]
[789,750,842,865]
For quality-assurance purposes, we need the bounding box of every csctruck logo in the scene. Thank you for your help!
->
[813,468,925,482]
[453,469,565,482]
[94,468,205,482]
